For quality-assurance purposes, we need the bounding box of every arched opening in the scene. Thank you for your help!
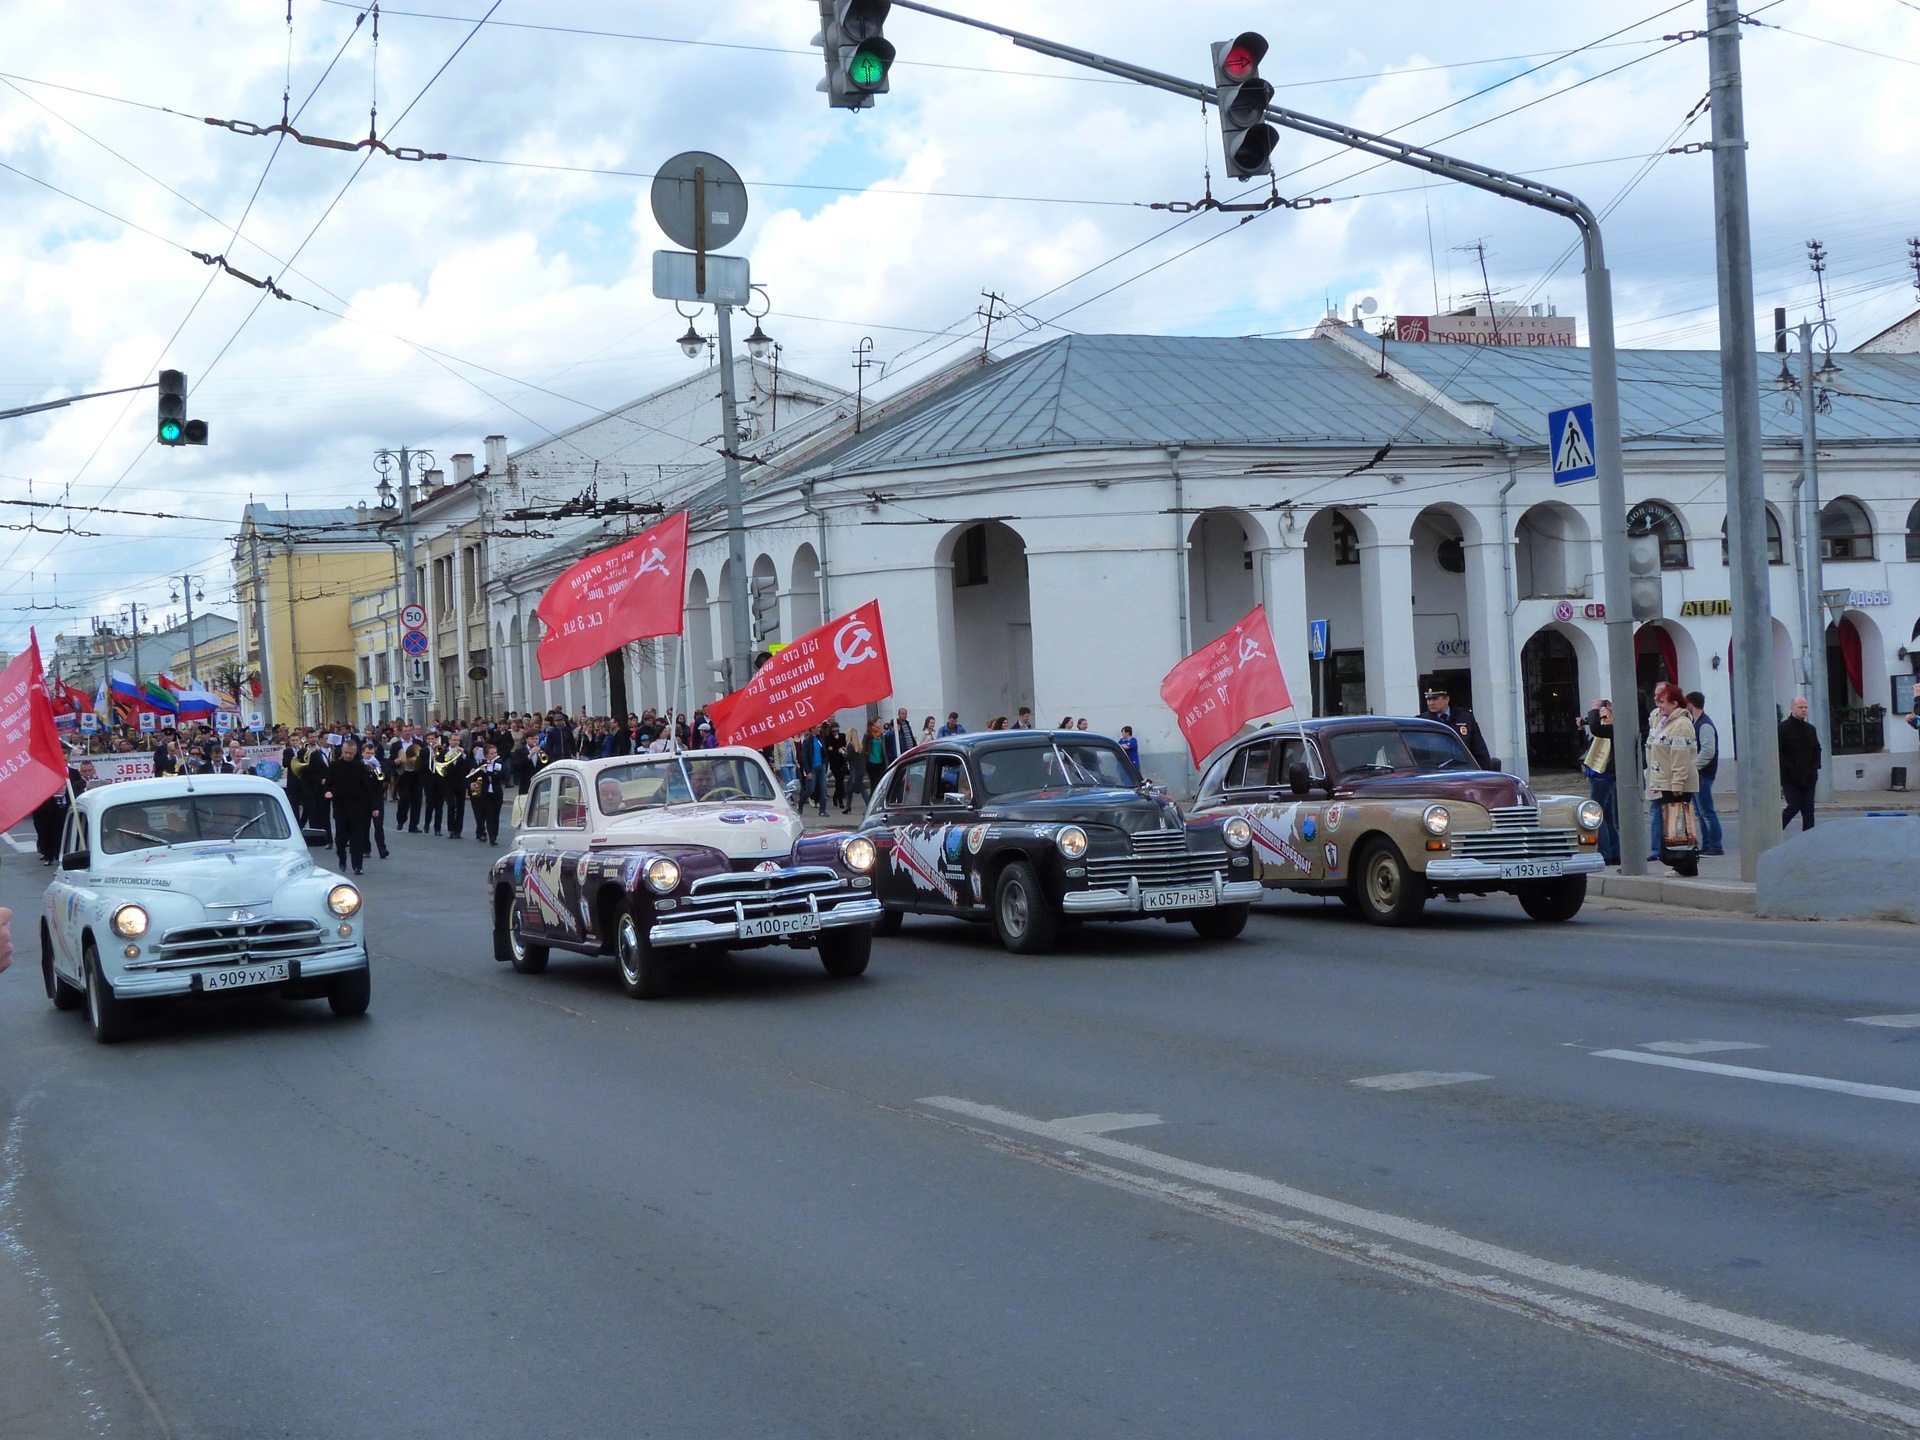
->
[941,520,1032,728]
[304,664,354,727]
[789,543,823,635]
[507,613,525,713]
[1720,506,1784,565]
[1303,508,1368,715]
[1520,624,1591,771]
[1627,499,1689,569]
[1821,496,1876,562]
[1634,621,1697,722]
[1412,503,1477,709]
[685,571,713,706]
[1515,501,1591,599]
[1905,501,1920,562]
[1827,609,1886,753]
[749,553,780,648]
[1187,509,1257,650]
[713,561,736,697]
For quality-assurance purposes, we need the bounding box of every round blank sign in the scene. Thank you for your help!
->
[650,151,747,251]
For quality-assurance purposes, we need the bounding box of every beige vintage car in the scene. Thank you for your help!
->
[1188,717,1605,925]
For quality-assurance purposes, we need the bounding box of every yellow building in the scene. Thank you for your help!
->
[349,582,405,728]
[233,503,400,728]
[169,624,240,688]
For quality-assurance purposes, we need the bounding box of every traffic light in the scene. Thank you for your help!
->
[155,370,208,446]
[1627,522,1663,622]
[1210,32,1278,179]
[815,0,894,110]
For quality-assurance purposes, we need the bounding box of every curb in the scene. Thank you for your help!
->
[1592,873,1756,914]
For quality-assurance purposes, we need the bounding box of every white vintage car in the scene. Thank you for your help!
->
[40,774,370,1043]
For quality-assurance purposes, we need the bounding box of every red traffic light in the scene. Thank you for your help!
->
[1220,31,1268,81]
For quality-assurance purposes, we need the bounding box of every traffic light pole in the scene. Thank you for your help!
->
[377,446,428,731]
[715,305,755,690]
[887,0,1648,871]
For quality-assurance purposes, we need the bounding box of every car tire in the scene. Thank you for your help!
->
[1353,839,1427,927]
[614,907,673,1000]
[500,903,548,975]
[43,923,82,1011]
[993,860,1059,954]
[1518,876,1587,923]
[818,926,872,978]
[83,939,133,1045]
[871,906,904,937]
[1190,903,1250,941]
[328,966,372,1016]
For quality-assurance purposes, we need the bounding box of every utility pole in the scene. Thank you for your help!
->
[375,447,430,729]
[1708,0,1783,878]
[882,0,1648,871]
[712,312,754,689]
[1796,321,1834,803]
[248,529,274,726]
[182,578,199,683]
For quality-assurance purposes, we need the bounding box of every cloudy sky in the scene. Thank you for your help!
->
[1,0,1915,657]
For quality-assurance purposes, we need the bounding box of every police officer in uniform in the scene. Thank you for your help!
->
[1422,686,1494,770]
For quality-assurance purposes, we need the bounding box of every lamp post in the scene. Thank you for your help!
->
[170,573,208,684]
[1785,321,1836,802]
[375,447,433,730]
[118,603,152,688]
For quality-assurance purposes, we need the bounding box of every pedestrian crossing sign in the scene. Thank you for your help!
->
[1548,402,1597,484]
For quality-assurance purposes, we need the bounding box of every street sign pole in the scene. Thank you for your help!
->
[715,303,754,690]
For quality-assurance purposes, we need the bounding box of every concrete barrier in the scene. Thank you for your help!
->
[1755,815,1920,923]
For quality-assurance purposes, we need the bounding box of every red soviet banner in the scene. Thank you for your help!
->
[706,600,893,748]
[535,511,689,681]
[0,632,71,832]
[1158,604,1294,765]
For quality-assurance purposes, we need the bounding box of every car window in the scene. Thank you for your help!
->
[555,775,587,829]
[1326,728,1474,776]
[1225,742,1272,790]
[887,759,931,807]
[932,754,972,805]
[977,740,1135,796]
[1402,727,1478,771]
[525,778,554,829]
[594,756,777,814]
[98,794,291,854]
[62,811,85,858]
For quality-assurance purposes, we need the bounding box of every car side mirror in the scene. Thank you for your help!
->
[303,826,331,848]
[1287,761,1312,797]
[1487,757,1503,773]
[60,850,89,872]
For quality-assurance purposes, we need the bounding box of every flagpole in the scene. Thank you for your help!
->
[672,630,686,756]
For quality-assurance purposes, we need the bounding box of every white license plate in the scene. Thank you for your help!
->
[1500,860,1565,880]
[1141,886,1214,912]
[202,961,290,991]
[739,912,817,940]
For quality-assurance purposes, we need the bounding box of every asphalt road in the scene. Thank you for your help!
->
[3,823,1918,1439]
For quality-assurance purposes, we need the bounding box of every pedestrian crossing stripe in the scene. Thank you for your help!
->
[1555,409,1595,475]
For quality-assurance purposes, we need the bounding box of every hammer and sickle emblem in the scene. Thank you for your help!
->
[835,618,878,670]
[1236,635,1265,669]
[635,546,670,578]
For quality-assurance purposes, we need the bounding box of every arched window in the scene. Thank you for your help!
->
[1821,497,1875,561]
[1627,500,1688,570]
[1720,509,1784,566]
[1907,501,1920,562]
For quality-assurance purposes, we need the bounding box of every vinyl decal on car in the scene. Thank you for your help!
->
[943,828,966,864]
[966,824,989,855]
[719,810,785,825]
[1324,842,1341,872]
[1241,807,1313,872]
[1324,804,1345,832]
[1301,815,1317,842]
[889,825,959,903]
[524,853,572,932]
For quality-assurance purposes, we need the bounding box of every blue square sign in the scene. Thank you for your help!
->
[1548,402,1597,485]
[1309,619,1329,660]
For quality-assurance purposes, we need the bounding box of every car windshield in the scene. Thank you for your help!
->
[1326,727,1476,776]
[99,794,292,853]
[594,755,778,815]
[975,739,1138,797]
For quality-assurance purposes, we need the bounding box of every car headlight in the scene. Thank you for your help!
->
[840,836,876,873]
[110,903,148,938]
[327,884,362,917]
[1222,816,1253,848]
[1422,804,1451,836]
[1577,799,1605,831]
[1056,825,1089,859]
[644,857,682,894]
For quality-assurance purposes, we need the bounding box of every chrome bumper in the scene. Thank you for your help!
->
[109,945,369,999]
[1424,853,1605,883]
[649,895,884,948]
[1062,874,1265,916]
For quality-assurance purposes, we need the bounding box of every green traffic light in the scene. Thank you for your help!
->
[848,45,888,88]
[160,420,182,442]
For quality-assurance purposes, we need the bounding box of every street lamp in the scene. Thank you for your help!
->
[375,474,397,510]
[674,302,707,360]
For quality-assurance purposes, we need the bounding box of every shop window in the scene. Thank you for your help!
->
[1627,500,1689,569]
[1719,510,1784,565]
[1821,497,1875,561]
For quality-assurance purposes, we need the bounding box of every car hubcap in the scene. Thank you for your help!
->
[1004,882,1029,935]
[617,915,641,983]
[508,915,526,961]
[1369,856,1398,909]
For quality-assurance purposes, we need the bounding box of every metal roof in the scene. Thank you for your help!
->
[1378,339,1920,447]
[241,503,385,535]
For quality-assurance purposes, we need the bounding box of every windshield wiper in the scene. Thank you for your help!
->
[1344,763,1399,774]
[229,813,267,839]
[117,828,169,845]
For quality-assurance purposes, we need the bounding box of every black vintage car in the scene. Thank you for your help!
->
[860,731,1262,952]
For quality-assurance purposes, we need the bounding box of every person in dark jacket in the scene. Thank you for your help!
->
[1423,686,1494,769]
[1779,695,1822,832]
[324,737,379,874]
[31,759,86,865]
[362,741,391,860]
[1686,691,1724,855]
[471,742,507,846]
[441,741,473,839]
[1578,699,1619,866]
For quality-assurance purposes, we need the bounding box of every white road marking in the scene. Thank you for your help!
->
[1640,1040,1765,1055]
[1849,1013,1920,1029]
[1351,1070,1493,1091]
[917,1095,1920,1428]
[1050,1113,1162,1135]
[1,829,32,854]
[1594,1049,1920,1105]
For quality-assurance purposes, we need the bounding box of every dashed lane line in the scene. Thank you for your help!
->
[1849,1014,1920,1029]
[1049,1113,1163,1135]
[1639,1040,1765,1055]
[1351,1071,1493,1091]
[1593,1049,1920,1105]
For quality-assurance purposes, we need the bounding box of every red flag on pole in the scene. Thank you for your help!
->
[534,511,689,681]
[0,632,71,832]
[1158,605,1294,765]
[705,600,893,749]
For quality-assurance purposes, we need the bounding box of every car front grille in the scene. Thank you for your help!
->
[678,866,857,923]
[1450,826,1579,861]
[1086,829,1224,889]
[1488,805,1540,830]
[139,919,335,970]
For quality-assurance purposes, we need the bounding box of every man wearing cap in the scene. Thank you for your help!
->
[1423,686,1494,770]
